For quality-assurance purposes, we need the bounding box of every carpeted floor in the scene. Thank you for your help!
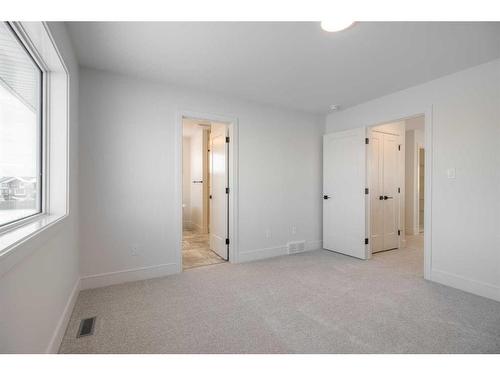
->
[59,235,500,353]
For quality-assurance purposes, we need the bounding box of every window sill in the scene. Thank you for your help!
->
[0,213,68,277]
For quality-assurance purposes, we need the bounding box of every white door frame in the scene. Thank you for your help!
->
[174,109,239,272]
[365,107,433,280]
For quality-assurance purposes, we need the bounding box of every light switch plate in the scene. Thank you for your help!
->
[447,168,456,179]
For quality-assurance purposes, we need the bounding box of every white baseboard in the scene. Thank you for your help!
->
[80,262,179,290]
[306,240,323,251]
[46,277,80,353]
[431,268,500,302]
[46,263,179,352]
[238,245,288,263]
[238,240,322,263]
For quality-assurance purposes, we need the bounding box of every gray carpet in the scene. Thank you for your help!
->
[59,236,500,353]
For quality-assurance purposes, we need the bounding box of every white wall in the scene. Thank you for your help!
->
[78,67,323,286]
[405,117,426,236]
[326,58,500,301]
[0,23,80,353]
[415,129,425,146]
[182,136,191,228]
[372,121,405,136]
[405,130,417,234]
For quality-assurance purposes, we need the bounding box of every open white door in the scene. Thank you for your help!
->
[209,122,229,260]
[323,127,368,259]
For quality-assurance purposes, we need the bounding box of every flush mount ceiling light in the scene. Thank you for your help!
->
[330,104,341,111]
[320,20,355,32]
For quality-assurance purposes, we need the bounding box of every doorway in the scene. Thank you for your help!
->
[181,117,230,270]
[322,111,431,277]
[368,116,426,255]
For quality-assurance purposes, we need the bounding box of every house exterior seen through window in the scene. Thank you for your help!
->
[0,22,43,227]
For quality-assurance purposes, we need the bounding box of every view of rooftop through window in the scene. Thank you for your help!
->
[0,22,42,227]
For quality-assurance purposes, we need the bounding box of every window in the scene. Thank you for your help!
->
[0,23,43,228]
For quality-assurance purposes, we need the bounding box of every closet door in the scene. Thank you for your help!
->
[381,133,400,251]
[370,132,400,253]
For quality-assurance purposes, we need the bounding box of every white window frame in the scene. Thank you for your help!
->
[0,22,70,277]
[0,22,46,234]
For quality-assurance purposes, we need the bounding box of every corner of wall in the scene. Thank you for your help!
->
[45,278,81,353]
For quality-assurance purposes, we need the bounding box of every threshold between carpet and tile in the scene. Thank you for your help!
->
[59,235,500,353]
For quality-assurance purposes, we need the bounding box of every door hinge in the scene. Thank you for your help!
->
[225,136,230,143]
[365,238,369,245]
[398,230,401,236]
[225,238,230,245]
[225,187,229,194]
[398,187,400,193]
[398,144,401,151]
[365,138,369,144]
[365,188,369,195]
[209,194,212,199]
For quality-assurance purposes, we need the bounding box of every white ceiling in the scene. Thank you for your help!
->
[67,22,500,114]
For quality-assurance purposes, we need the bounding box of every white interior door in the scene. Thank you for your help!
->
[370,131,400,253]
[382,133,400,250]
[369,131,384,253]
[323,127,368,259]
[209,122,228,260]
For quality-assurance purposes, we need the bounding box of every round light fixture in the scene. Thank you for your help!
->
[330,104,341,111]
[321,20,354,32]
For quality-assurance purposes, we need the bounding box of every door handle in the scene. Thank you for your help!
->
[379,195,384,200]
[383,195,393,200]
[323,195,330,200]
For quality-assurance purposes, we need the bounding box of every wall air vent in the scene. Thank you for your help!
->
[77,317,96,338]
